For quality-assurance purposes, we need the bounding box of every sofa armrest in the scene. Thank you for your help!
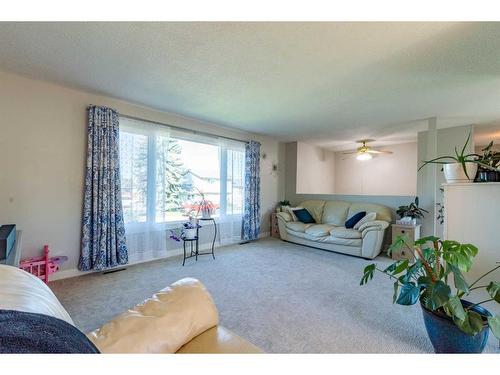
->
[276,211,292,222]
[359,220,389,237]
[87,278,219,353]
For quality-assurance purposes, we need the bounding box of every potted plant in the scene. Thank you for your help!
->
[195,188,216,219]
[169,220,202,241]
[360,235,500,353]
[418,132,479,183]
[277,200,291,212]
[475,141,500,182]
[396,197,428,226]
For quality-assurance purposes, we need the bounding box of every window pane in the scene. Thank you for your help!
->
[120,131,148,223]
[155,137,221,222]
[227,149,245,215]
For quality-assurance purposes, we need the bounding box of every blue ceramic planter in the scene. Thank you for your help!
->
[421,300,491,353]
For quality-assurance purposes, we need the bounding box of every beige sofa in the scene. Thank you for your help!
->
[0,265,261,353]
[277,200,391,259]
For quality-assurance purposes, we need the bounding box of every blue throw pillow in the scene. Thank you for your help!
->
[345,211,366,229]
[293,208,316,224]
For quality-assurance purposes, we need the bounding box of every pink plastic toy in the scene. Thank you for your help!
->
[19,245,68,283]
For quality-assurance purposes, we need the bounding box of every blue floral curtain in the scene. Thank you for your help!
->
[242,141,261,240]
[79,105,128,271]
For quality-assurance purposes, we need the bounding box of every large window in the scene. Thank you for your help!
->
[119,118,245,225]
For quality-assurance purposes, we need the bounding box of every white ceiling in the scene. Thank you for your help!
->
[2,22,500,150]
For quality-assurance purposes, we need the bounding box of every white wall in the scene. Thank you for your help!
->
[296,142,335,194]
[0,70,284,276]
[334,142,417,196]
[289,141,417,197]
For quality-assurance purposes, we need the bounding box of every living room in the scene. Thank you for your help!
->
[1,2,500,373]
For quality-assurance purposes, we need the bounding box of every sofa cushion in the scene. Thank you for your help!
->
[285,206,303,221]
[285,222,313,233]
[300,200,326,224]
[321,201,351,226]
[330,227,362,239]
[353,212,377,230]
[345,211,366,229]
[319,236,362,247]
[305,224,336,237]
[347,203,392,223]
[292,208,316,224]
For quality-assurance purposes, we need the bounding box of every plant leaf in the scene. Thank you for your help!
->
[396,283,420,306]
[461,131,471,158]
[422,280,451,310]
[448,264,470,293]
[360,264,376,285]
[444,296,466,322]
[415,236,440,246]
[394,259,409,274]
[454,310,484,336]
[487,315,500,340]
[486,281,500,303]
[393,281,399,304]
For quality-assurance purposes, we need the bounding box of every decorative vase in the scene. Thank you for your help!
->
[443,162,478,183]
[421,300,491,353]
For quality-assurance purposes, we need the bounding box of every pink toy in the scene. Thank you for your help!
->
[19,245,68,283]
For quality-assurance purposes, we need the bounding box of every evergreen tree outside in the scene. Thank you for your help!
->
[155,135,191,221]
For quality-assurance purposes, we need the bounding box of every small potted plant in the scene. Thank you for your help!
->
[475,141,500,182]
[418,132,479,183]
[360,235,500,353]
[396,197,428,226]
[195,188,216,219]
[277,200,291,213]
[169,220,201,241]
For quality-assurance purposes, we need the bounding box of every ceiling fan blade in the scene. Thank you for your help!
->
[342,150,359,154]
[366,149,393,154]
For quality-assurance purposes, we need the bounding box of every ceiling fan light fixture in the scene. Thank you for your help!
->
[356,152,373,161]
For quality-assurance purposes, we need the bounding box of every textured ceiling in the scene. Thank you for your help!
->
[1,22,500,150]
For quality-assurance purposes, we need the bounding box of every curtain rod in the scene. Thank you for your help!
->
[119,113,248,144]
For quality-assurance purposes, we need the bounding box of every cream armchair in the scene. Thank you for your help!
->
[0,265,262,353]
[277,200,391,259]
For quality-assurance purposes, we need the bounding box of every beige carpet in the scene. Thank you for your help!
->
[50,238,498,353]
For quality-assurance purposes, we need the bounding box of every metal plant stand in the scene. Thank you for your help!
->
[182,218,217,266]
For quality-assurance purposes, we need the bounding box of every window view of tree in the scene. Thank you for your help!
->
[155,136,192,222]
[119,122,245,225]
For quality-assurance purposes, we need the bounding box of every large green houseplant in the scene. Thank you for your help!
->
[360,235,500,353]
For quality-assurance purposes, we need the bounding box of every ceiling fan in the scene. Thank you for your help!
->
[342,139,393,161]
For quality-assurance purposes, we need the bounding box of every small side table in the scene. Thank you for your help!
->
[182,218,217,266]
[391,224,421,261]
[270,213,280,238]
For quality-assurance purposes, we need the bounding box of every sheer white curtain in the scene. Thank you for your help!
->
[119,117,245,263]
[217,138,245,245]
